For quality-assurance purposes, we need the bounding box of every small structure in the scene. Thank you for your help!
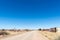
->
[49,27,56,32]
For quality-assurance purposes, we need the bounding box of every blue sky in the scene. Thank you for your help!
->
[0,0,60,29]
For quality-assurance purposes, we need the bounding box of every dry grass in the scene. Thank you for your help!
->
[0,31,27,39]
[39,31,57,40]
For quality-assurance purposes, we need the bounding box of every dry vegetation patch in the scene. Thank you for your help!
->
[39,31,57,40]
[0,30,28,39]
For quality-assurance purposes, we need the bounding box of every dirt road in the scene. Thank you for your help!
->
[1,31,49,40]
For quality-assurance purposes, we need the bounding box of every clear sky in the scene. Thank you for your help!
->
[0,0,60,29]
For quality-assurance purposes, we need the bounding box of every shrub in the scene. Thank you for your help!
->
[0,31,9,35]
[38,28,41,31]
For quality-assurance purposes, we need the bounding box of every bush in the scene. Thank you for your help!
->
[38,28,41,31]
[0,31,9,35]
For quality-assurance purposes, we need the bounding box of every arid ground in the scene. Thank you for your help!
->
[0,31,58,40]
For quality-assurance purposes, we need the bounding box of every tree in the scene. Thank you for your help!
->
[38,28,41,31]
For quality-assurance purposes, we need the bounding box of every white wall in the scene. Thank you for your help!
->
[56,28,60,32]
